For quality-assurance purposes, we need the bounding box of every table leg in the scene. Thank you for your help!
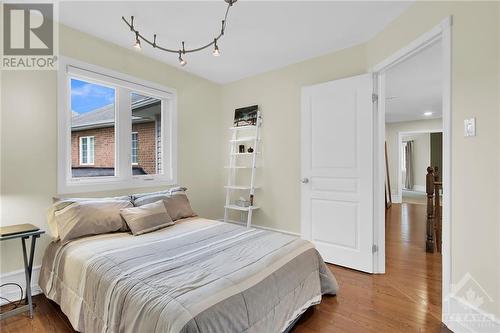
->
[21,235,38,319]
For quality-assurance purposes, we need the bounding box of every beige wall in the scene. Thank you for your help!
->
[0,25,225,273]
[385,119,442,195]
[222,44,367,232]
[222,1,500,317]
[402,133,430,190]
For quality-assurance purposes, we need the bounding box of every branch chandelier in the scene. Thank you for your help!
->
[122,0,237,67]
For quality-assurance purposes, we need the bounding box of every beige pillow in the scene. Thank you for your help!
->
[55,200,132,242]
[120,200,174,235]
[48,196,133,239]
[163,193,196,221]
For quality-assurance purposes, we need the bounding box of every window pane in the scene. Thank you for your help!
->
[131,132,138,165]
[131,93,162,175]
[71,78,116,178]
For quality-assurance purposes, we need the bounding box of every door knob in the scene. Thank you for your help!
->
[300,178,309,184]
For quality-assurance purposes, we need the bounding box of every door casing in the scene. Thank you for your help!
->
[371,17,452,325]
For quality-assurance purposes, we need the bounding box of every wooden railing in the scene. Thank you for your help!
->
[426,166,442,253]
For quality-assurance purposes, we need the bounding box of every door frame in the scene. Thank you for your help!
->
[397,129,443,202]
[371,16,452,322]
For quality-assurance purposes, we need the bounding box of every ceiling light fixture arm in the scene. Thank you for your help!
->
[121,0,235,55]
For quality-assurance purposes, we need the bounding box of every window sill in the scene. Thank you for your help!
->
[58,176,176,194]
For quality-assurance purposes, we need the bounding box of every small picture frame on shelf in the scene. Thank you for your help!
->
[233,105,258,127]
[239,145,245,153]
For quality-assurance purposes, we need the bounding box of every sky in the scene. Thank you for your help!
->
[71,78,115,114]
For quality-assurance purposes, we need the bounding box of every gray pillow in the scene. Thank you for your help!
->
[55,200,133,242]
[163,193,196,221]
[132,186,187,207]
[120,200,174,235]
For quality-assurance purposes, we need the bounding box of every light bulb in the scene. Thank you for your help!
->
[212,39,220,56]
[178,55,187,67]
[212,45,220,56]
[133,34,141,50]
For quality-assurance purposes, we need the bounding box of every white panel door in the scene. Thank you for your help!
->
[301,73,374,273]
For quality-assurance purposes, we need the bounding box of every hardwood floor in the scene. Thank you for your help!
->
[292,203,445,332]
[1,203,448,333]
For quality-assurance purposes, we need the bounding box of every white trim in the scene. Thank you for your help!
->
[57,56,178,194]
[372,17,452,325]
[373,72,386,273]
[441,17,453,329]
[79,135,95,166]
[0,266,42,306]
[371,17,451,73]
[397,129,443,200]
[220,219,301,237]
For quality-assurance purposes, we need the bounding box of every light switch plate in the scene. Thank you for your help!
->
[464,118,476,137]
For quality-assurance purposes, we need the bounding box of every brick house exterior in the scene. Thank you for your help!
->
[71,121,157,174]
[71,98,161,177]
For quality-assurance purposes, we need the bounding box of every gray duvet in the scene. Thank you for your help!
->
[39,218,338,333]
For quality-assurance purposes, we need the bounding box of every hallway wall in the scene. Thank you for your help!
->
[385,119,442,197]
[401,132,431,192]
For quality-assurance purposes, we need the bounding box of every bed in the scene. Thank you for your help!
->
[39,217,338,333]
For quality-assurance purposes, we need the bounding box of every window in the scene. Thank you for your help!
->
[58,58,177,193]
[71,78,115,177]
[79,136,95,165]
[131,132,138,165]
[131,93,162,175]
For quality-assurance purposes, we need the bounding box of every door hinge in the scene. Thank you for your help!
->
[372,93,378,103]
[372,244,378,253]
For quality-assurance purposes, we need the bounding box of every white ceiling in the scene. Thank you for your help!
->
[59,1,413,84]
[385,40,442,123]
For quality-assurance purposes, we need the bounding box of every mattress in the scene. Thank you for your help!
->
[39,217,338,333]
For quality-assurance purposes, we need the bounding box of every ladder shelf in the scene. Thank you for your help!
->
[224,111,262,228]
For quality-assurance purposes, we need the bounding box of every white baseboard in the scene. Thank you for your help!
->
[219,219,301,237]
[391,194,402,203]
[0,266,42,306]
[444,295,500,333]
[412,185,426,192]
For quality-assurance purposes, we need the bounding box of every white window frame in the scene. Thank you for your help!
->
[79,136,95,166]
[131,132,138,165]
[401,141,407,172]
[58,57,178,194]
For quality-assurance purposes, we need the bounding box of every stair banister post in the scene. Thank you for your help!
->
[426,166,435,253]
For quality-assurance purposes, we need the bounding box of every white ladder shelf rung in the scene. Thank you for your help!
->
[224,166,255,169]
[230,152,261,156]
[224,185,260,190]
[224,110,262,228]
[225,205,260,212]
[229,125,257,130]
[230,137,259,143]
